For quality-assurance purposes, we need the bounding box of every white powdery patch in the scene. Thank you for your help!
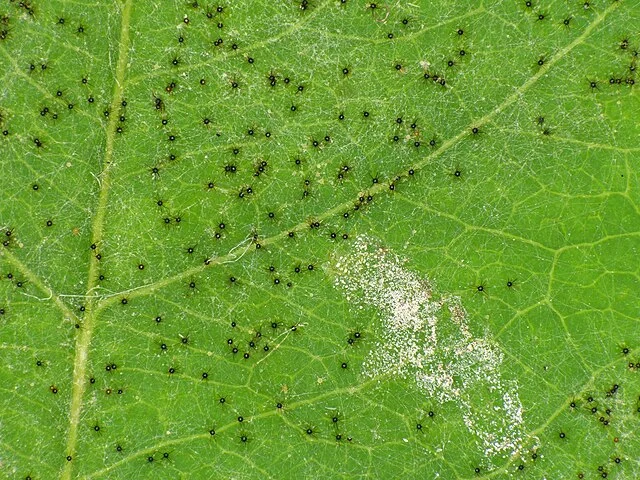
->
[333,235,529,462]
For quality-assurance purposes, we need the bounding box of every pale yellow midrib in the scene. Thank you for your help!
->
[61,2,133,479]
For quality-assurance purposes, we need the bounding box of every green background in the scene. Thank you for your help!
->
[1,0,639,478]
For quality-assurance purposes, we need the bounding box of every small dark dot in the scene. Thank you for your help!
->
[66,456,72,461]
[341,362,348,369]
[363,111,369,118]
[121,298,128,305]
[559,432,565,438]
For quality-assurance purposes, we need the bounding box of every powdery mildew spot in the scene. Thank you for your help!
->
[333,235,531,463]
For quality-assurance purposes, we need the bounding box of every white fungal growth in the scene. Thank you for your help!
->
[333,235,530,463]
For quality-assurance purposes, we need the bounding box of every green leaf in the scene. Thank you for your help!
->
[1,0,639,478]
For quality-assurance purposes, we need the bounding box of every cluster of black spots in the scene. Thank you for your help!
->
[310,134,332,150]
[301,178,312,199]
[253,160,268,177]
[346,330,363,346]
[2,267,26,288]
[422,70,447,88]
[336,164,350,182]
[226,326,280,360]
[2,228,15,248]
[0,19,9,42]
[605,383,619,398]
[623,346,640,370]
[237,185,253,198]
[104,362,118,372]
[586,38,637,88]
